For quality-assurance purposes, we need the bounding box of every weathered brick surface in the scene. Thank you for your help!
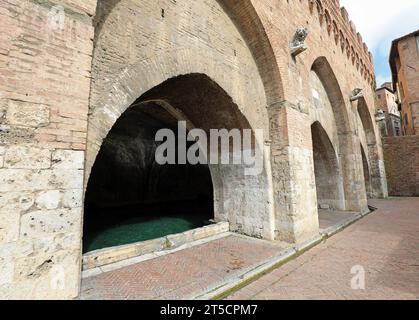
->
[384,136,419,196]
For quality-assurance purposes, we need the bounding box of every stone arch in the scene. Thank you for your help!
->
[316,0,324,21]
[339,30,345,50]
[93,0,121,43]
[84,73,274,249]
[351,46,356,65]
[310,56,363,211]
[311,57,351,134]
[86,0,278,240]
[93,0,285,106]
[357,97,385,198]
[216,0,284,105]
[357,97,377,146]
[360,143,372,198]
[311,121,345,210]
[83,96,216,252]
[88,0,284,173]
[324,9,332,34]
[346,39,351,58]
[332,20,339,43]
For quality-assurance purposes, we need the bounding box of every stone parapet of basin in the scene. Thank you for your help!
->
[82,222,230,270]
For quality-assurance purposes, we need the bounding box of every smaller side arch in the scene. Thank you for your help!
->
[310,56,368,212]
[360,143,372,198]
[357,97,377,146]
[311,121,345,211]
[357,97,387,198]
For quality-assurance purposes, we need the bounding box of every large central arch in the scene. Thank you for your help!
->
[84,73,264,251]
[83,98,215,252]
[85,0,283,245]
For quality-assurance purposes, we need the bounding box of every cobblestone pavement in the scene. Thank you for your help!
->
[80,235,287,300]
[226,198,419,300]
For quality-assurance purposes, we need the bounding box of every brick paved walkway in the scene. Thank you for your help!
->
[226,198,419,300]
[80,235,287,300]
[318,209,358,231]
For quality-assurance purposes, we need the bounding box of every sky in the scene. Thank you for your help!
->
[340,0,419,86]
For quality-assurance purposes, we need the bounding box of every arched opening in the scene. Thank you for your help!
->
[311,57,368,212]
[360,144,372,199]
[86,0,281,245]
[357,98,377,146]
[357,97,384,198]
[83,105,214,253]
[311,121,345,211]
[83,73,262,253]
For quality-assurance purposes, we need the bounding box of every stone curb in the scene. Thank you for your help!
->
[191,248,297,300]
[320,207,374,239]
[195,209,375,300]
[320,213,362,238]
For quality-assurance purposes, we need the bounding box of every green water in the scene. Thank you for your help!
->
[83,212,211,253]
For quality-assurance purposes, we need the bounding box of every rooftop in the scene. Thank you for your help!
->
[389,29,419,84]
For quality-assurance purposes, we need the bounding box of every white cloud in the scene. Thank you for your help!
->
[340,0,419,85]
[376,74,391,87]
[340,0,419,52]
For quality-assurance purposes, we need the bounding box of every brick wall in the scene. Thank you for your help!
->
[0,0,389,299]
[384,136,419,196]
[0,0,95,299]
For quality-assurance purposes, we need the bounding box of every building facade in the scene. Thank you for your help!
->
[0,0,388,299]
[376,84,401,137]
[384,30,419,199]
[390,30,419,136]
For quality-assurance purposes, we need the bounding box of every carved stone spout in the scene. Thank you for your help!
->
[290,27,309,57]
[350,88,364,102]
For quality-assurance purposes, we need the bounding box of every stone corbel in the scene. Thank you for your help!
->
[290,27,309,57]
[264,139,272,146]
[375,109,386,122]
[350,88,364,102]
